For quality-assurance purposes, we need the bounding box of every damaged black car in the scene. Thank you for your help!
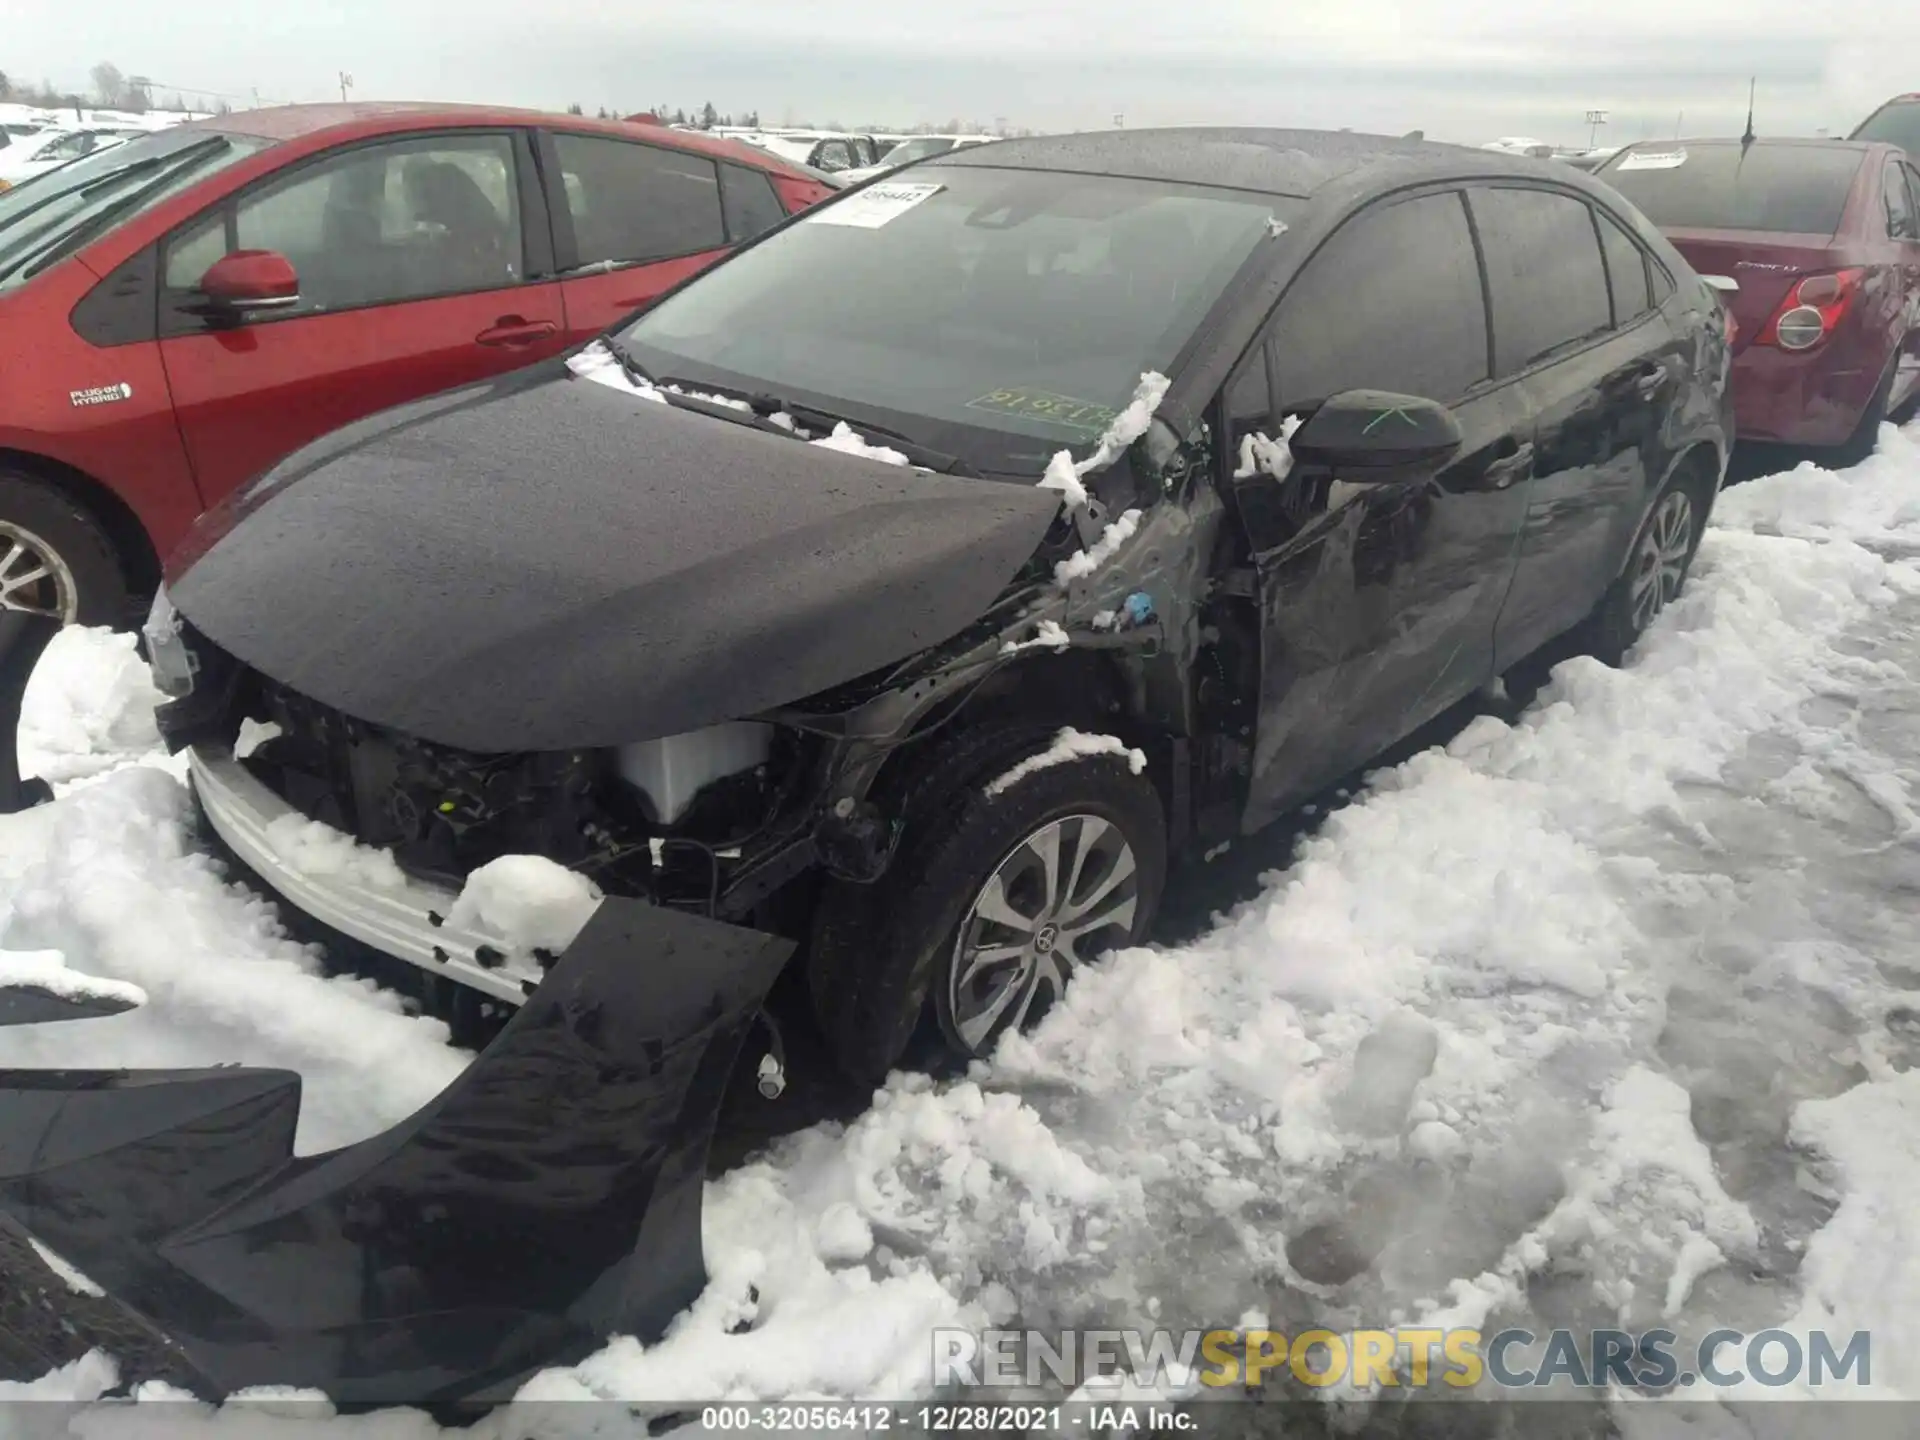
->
[0,128,1732,1402]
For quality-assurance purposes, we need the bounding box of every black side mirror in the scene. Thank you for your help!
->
[1288,389,1463,481]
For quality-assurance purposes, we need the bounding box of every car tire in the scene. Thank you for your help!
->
[0,472,129,627]
[1830,350,1899,470]
[808,723,1167,1085]
[1583,467,1711,666]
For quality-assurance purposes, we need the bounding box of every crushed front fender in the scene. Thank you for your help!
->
[0,897,792,1404]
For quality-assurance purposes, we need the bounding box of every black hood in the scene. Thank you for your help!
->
[169,364,1062,753]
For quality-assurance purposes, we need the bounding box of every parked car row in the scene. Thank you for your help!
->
[0,103,835,624]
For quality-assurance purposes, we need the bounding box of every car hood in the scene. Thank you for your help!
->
[167,363,1063,753]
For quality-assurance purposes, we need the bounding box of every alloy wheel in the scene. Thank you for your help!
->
[0,522,78,622]
[946,813,1140,1056]
[1627,489,1695,634]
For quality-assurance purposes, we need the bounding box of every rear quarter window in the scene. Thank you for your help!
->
[1600,144,1864,235]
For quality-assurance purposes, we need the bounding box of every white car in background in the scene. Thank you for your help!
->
[841,133,997,183]
[0,125,143,190]
[1480,135,1557,158]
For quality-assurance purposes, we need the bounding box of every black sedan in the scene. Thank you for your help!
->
[0,127,1733,1402]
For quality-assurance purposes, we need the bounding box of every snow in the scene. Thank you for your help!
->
[564,339,667,402]
[444,854,603,956]
[27,1238,104,1297]
[1039,373,1171,517]
[263,813,410,894]
[808,421,909,466]
[0,947,144,1009]
[984,728,1150,797]
[1233,413,1303,480]
[1000,619,1071,656]
[0,420,1918,1424]
[1055,508,1143,585]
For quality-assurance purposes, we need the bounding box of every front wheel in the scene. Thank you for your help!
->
[0,473,130,627]
[808,728,1167,1084]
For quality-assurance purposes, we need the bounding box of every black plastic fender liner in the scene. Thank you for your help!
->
[0,610,57,815]
[0,898,794,1404]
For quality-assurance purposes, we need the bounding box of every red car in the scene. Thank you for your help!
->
[0,104,834,625]
[1597,137,1920,462]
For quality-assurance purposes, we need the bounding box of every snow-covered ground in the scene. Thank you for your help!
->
[1,422,1918,1433]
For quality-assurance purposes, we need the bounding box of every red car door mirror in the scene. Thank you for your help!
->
[198,250,302,315]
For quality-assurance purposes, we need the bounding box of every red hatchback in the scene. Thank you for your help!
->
[0,104,835,624]
[1597,138,1920,463]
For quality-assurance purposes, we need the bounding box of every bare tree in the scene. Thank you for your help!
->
[0,71,12,100]
[89,61,127,107]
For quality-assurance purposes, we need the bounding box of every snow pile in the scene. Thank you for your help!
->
[1781,1070,1920,1396]
[445,854,603,956]
[1055,508,1143,585]
[0,768,466,1153]
[0,947,144,1009]
[985,729,1149,797]
[808,421,909,466]
[18,626,163,788]
[262,813,410,894]
[1039,371,1171,510]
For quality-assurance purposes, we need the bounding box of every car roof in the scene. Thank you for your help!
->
[175,101,821,178]
[931,126,1567,198]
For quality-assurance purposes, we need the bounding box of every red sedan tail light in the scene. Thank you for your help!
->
[1755,268,1863,351]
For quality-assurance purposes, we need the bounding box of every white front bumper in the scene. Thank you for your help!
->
[188,745,544,1007]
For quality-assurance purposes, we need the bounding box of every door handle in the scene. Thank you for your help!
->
[1486,441,1533,490]
[476,317,559,347]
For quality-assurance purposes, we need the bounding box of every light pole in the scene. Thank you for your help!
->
[1585,108,1608,150]
[339,71,354,104]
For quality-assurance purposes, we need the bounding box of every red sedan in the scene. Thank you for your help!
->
[1597,137,1920,463]
[0,104,835,624]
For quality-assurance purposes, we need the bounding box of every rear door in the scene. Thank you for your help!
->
[1232,187,1536,829]
[157,128,566,507]
[1473,184,1683,667]
[539,129,737,340]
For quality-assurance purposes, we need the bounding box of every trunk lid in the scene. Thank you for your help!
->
[1663,229,1848,353]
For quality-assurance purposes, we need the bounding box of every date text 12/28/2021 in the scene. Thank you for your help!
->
[698,1404,1198,1433]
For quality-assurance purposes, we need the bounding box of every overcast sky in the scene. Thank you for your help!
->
[6,0,1917,146]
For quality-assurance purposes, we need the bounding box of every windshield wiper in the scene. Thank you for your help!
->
[605,337,654,390]
[658,380,972,475]
[1,138,228,283]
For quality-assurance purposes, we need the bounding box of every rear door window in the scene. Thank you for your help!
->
[719,162,786,241]
[1600,143,1863,235]
[1470,186,1613,376]
[1595,208,1653,324]
[1268,189,1490,409]
[552,132,725,268]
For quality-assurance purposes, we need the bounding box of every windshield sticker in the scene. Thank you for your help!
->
[804,180,945,229]
[1617,147,1687,171]
[967,388,1119,435]
[68,382,133,408]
